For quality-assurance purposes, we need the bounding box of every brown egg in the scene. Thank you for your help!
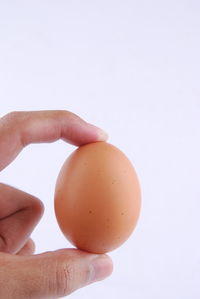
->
[54,142,141,254]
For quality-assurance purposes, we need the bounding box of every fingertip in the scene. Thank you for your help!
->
[89,255,113,283]
[17,238,36,255]
[86,123,109,142]
[96,128,109,141]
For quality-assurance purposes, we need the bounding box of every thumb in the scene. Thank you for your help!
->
[4,249,113,299]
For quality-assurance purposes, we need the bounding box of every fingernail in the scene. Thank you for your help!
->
[90,256,113,283]
[87,123,109,141]
[96,128,109,141]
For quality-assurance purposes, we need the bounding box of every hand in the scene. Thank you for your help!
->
[0,111,113,299]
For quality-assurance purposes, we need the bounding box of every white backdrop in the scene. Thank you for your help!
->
[0,1,200,298]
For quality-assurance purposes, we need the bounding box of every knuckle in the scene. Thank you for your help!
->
[55,259,75,297]
[1,111,28,147]
[1,112,25,136]
[0,235,8,253]
[3,111,23,123]
[56,110,81,122]
[29,196,44,216]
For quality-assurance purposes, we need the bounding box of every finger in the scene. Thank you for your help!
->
[0,183,44,254]
[1,249,113,299]
[16,238,36,256]
[0,110,108,171]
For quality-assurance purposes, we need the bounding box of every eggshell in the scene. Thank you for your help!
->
[54,142,141,254]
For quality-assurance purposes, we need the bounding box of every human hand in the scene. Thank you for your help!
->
[0,111,113,299]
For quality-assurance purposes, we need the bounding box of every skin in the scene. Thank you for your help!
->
[0,110,113,299]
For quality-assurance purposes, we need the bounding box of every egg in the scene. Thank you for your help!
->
[54,142,141,254]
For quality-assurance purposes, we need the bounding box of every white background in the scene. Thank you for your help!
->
[0,1,200,298]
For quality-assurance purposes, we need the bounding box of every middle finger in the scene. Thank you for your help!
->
[0,183,44,254]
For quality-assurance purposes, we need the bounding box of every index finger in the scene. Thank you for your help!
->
[0,110,108,171]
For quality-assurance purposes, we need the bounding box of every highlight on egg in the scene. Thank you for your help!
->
[54,141,141,254]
